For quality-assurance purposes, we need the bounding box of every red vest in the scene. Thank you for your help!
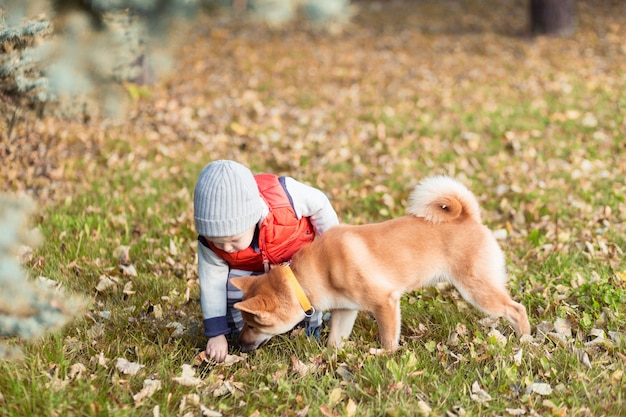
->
[207,174,315,271]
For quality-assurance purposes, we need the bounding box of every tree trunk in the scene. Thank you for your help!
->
[530,0,575,36]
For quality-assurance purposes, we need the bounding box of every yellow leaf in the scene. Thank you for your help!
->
[228,122,248,136]
[328,387,344,408]
[346,398,357,417]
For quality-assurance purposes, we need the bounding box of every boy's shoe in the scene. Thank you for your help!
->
[304,325,321,339]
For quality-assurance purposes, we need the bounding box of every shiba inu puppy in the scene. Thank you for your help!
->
[231,176,531,352]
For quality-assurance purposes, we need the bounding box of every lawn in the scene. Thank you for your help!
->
[1,1,625,416]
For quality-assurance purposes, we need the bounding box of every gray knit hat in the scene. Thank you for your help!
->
[193,160,263,237]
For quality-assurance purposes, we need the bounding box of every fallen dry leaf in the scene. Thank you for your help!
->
[585,328,606,347]
[328,387,344,408]
[211,382,231,398]
[169,239,178,256]
[166,321,185,337]
[505,408,527,415]
[193,350,209,366]
[150,304,163,319]
[86,323,105,340]
[572,347,592,369]
[68,363,87,380]
[222,354,245,366]
[44,366,68,391]
[123,281,135,296]
[319,404,338,417]
[115,358,144,376]
[179,393,201,413]
[526,382,553,396]
[211,380,245,398]
[95,275,118,292]
[91,351,109,369]
[200,405,222,416]
[470,381,492,403]
[291,355,311,377]
[346,398,357,417]
[417,400,432,415]
[295,405,310,417]
[133,378,162,404]
[336,363,353,381]
[113,245,131,265]
[553,317,572,338]
[172,364,203,386]
[119,263,138,277]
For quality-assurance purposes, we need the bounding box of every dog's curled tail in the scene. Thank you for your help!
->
[408,176,482,224]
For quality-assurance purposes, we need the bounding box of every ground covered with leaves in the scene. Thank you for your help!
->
[1,0,625,416]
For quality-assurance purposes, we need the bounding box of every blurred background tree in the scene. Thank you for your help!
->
[0,194,87,359]
[0,0,201,120]
[530,0,575,36]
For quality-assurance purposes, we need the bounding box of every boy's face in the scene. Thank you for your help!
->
[206,226,256,253]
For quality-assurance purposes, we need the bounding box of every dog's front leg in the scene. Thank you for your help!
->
[327,309,359,348]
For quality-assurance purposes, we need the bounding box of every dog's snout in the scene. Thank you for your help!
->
[238,337,270,352]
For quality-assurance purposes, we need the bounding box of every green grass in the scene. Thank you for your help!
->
[2,1,626,416]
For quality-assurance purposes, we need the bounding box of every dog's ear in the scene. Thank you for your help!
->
[234,296,273,324]
[230,276,255,292]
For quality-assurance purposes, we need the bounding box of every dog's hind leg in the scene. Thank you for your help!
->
[481,293,530,337]
[327,309,359,348]
[453,276,531,337]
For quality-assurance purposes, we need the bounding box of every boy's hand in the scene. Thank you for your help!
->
[206,335,228,363]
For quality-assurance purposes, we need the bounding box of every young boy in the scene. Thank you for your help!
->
[193,160,339,362]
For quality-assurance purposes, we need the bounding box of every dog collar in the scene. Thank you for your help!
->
[280,263,315,317]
